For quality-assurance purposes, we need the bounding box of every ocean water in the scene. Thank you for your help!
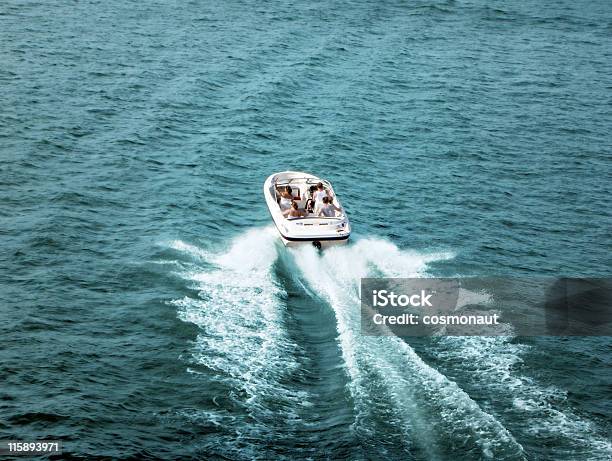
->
[1,0,611,459]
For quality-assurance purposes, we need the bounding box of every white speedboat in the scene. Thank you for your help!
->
[264,171,351,249]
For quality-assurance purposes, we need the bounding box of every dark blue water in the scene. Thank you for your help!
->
[1,0,611,459]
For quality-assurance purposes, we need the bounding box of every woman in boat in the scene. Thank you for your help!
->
[278,185,299,211]
[317,196,341,217]
[283,201,307,219]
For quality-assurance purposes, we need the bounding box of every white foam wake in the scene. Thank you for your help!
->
[432,335,612,459]
[167,228,308,454]
[290,238,525,460]
[164,229,609,459]
[351,241,611,459]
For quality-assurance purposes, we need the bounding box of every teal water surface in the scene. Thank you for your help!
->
[1,0,611,459]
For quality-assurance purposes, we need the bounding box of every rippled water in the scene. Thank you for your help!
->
[1,0,611,459]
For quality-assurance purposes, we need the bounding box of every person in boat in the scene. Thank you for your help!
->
[313,182,328,203]
[283,201,307,219]
[317,196,341,217]
[305,185,317,213]
[278,185,299,211]
[312,182,330,214]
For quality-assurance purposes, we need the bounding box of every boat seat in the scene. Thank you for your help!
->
[289,188,307,207]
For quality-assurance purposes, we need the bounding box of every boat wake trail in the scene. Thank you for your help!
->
[430,336,612,459]
[290,238,526,460]
[167,227,309,458]
[164,228,607,460]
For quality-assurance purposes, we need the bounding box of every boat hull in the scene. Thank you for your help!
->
[279,233,350,248]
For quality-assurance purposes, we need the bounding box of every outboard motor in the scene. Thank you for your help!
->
[312,240,322,250]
